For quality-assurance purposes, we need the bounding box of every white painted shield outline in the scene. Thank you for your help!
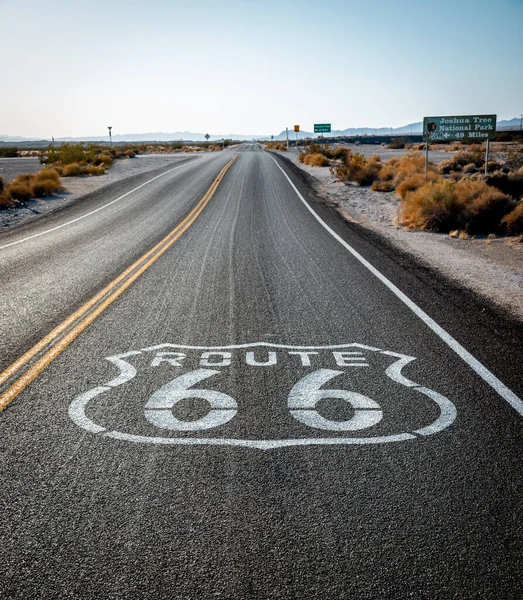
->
[68,343,457,450]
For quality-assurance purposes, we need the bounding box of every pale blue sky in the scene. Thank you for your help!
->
[1,0,522,137]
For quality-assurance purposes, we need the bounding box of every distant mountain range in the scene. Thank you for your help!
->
[1,118,521,143]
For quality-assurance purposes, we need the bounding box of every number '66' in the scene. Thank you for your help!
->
[144,369,383,432]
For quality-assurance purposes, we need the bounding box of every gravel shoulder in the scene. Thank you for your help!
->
[0,154,203,230]
[277,147,523,321]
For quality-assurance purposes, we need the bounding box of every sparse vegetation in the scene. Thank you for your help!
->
[399,178,515,234]
[0,168,62,207]
[501,202,523,234]
[300,152,330,167]
[0,147,19,158]
[387,137,406,150]
[265,141,287,151]
[293,139,523,236]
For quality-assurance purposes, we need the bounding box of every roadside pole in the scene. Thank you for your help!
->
[286,127,289,150]
[485,138,490,174]
[425,139,429,180]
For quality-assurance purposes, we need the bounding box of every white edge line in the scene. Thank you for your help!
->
[0,158,201,251]
[267,152,523,417]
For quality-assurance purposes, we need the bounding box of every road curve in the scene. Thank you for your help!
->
[1,143,522,599]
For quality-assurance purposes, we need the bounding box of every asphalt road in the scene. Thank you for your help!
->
[1,144,522,599]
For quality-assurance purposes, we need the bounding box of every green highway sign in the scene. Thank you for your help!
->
[314,123,331,133]
[423,114,496,141]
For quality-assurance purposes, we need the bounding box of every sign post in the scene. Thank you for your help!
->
[286,127,289,150]
[294,125,300,149]
[314,123,331,139]
[423,114,496,178]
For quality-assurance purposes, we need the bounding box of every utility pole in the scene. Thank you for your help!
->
[520,114,522,131]
[108,126,112,146]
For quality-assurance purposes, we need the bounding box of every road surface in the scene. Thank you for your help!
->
[1,144,522,599]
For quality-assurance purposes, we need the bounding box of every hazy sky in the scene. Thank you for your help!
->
[1,0,522,137]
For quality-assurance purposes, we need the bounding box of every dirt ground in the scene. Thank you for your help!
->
[278,147,523,321]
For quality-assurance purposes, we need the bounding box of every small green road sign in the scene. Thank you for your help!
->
[423,115,496,141]
[314,123,331,133]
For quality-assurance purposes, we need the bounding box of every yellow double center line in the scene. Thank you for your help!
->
[0,155,237,411]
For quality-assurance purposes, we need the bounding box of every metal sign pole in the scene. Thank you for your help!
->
[485,138,490,175]
[286,127,289,150]
[425,138,429,180]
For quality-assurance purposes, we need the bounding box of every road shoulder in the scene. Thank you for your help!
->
[270,149,523,321]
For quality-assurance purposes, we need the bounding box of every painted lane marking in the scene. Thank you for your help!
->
[0,157,237,411]
[68,342,457,449]
[0,157,203,251]
[267,153,523,417]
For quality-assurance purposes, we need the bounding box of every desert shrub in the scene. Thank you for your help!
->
[303,153,330,167]
[504,148,523,172]
[329,147,347,160]
[0,194,13,207]
[94,153,113,166]
[439,145,486,174]
[32,179,60,197]
[390,152,427,185]
[501,203,523,234]
[8,182,33,202]
[86,165,106,176]
[0,169,63,203]
[400,178,515,233]
[454,179,516,234]
[371,180,395,192]
[0,177,10,207]
[396,173,439,199]
[278,145,287,151]
[265,141,285,150]
[463,163,478,174]
[354,155,382,185]
[124,149,136,158]
[330,152,381,185]
[46,144,87,166]
[0,147,19,158]
[61,162,85,177]
[388,137,406,150]
[486,171,523,199]
[400,180,464,231]
[36,168,60,184]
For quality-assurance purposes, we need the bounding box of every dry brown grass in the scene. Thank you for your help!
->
[399,178,515,234]
[502,203,523,234]
[86,165,106,176]
[395,172,439,199]
[329,152,382,185]
[61,163,85,177]
[0,169,62,207]
[302,152,330,167]
[265,141,286,150]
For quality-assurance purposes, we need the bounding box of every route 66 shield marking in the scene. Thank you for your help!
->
[69,342,457,450]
